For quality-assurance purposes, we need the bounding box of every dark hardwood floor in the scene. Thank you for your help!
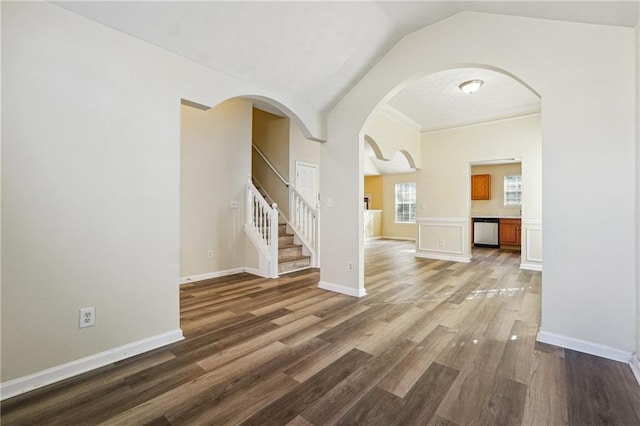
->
[2,239,639,425]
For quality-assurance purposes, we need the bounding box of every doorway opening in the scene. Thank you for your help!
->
[470,158,524,263]
[359,66,542,289]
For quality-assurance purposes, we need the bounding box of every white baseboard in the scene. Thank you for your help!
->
[415,251,471,263]
[318,281,366,297]
[520,262,542,271]
[0,329,184,401]
[179,267,249,285]
[380,236,416,241]
[630,354,640,385]
[537,330,633,364]
[243,267,265,277]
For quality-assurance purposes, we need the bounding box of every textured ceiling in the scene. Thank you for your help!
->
[54,1,638,118]
[388,68,541,131]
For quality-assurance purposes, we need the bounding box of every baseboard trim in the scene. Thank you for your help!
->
[318,281,366,297]
[380,236,416,241]
[0,329,184,401]
[179,268,247,285]
[520,262,542,271]
[243,267,264,277]
[415,251,471,263]
[537,330,633,364]
[630,354,640,385]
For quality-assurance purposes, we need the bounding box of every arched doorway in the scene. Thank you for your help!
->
[359,65,541,293]
[321,11,635,359]
[179,96,321,285]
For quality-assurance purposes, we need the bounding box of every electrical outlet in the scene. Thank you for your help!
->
[79,307,95,328]
[230,200,239,209]
[207,249,213,259]
[347,261,354,272]
[438,239,446,247]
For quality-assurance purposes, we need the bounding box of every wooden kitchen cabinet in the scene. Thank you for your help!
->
[500,218,521,247]
[471,174,491,200]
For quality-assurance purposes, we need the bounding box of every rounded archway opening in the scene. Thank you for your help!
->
[364,134,418,176]
[360,64,542,288]
[180,93,322,288]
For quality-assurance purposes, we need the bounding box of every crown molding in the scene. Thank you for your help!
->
[421,110,541,134]
[379,105,422,132]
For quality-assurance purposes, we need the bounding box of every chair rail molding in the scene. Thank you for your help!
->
[520,219,542,271]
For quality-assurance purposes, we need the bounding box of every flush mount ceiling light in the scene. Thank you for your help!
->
[459,79,484,94]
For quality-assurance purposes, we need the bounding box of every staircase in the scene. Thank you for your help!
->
[253,181,311,275]
[277,219,311,274]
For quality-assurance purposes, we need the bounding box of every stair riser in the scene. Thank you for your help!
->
[278,257,311,274]
[278,236,295,247]
[247,191,312,273]
[279,246,303,260]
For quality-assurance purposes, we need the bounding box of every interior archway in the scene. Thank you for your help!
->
[360,65,541,275]
[321,12,634,356]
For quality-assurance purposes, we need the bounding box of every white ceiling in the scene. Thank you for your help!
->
[54,1,638,120]
[388,67,541,132]
[55,1,636,176]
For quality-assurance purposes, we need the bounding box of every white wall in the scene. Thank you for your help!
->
[290,121,321,191]
[180,100,254,279]
[362,109,421,168]
[321,103,421,292]
[418,115,541,265]
[1,2,322,385]
[323,12,636,355]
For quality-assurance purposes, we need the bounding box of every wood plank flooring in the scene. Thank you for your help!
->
[2,239,640,425]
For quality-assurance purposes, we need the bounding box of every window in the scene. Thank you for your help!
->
[504,175,522,206]
[395,182,416,223]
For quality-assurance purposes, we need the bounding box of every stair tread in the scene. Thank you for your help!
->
[248,186,312,274]
[279,243,302,249]
[278,254,310,264]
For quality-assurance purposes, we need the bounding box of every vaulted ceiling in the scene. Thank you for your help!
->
[55,1,638,129]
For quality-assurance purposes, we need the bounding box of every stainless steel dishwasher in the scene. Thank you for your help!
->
[473,218,499,248]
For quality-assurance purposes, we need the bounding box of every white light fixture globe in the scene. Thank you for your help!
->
[459,79,483,94]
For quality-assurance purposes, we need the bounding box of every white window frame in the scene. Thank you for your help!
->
[504,175,522,206]
[394,182,416,224]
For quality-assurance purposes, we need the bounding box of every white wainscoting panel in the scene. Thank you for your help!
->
[521,220,542,271]
[415,218,471,263]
